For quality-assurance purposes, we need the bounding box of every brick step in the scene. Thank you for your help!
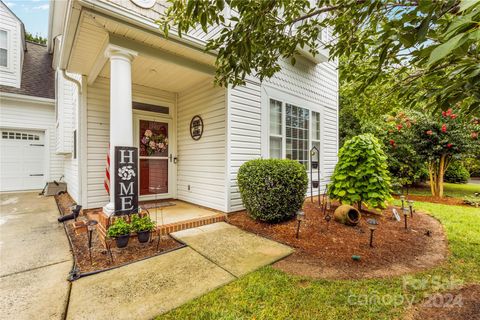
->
[82,210,226,248]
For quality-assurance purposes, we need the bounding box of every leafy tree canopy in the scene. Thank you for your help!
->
[160,0,480,114]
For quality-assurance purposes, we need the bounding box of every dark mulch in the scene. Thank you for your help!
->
[393,194,466,206]
[65,222,183,274]
[55,193,184,275]
[411,284,480,320]
[227,199,447,280]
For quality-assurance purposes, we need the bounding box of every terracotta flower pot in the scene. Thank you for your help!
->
[334,205,361,226]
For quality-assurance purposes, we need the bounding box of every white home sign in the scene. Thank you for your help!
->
[114,146,139,215]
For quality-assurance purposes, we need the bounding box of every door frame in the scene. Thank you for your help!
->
[133,111,177,201]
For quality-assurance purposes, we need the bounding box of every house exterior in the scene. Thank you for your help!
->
[0,1,62,192]
[0,0,338,214]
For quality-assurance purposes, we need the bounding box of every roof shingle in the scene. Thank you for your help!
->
[0,41,55,99]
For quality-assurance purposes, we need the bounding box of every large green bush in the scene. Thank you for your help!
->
[237,159,308,222]
[328,134,393,210]
[445,161,470,184]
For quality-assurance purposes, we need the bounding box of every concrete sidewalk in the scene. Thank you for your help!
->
[0,192,72,320]
[1,193,293,320]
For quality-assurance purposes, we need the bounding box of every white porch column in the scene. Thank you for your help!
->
[103,45,138,215]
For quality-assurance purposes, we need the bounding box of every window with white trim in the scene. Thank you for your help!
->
[0,30,8,68]
[268,98,320,169]
[269,99,282,159]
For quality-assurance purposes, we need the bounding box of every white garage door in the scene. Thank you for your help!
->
[0,129,46,191]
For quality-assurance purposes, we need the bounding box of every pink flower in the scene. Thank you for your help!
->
[450,114,457,119]
[442,111,446,117]
[446,108,452,116]
[141,136,148,145]
[441,124,447,133]
[149,141,156,148]
[472,132,478,140]
[426,130,433,135]
[447,143,453,148]
[397,124,403,131]
[144,129,153,137]
[389,139,395,146]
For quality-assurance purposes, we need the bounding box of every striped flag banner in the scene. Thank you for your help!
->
[104,144,110,195]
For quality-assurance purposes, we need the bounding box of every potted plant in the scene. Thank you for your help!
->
[107,218,131,248]
[131,214,156,243]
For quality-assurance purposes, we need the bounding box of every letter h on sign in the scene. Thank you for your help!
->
[114,146,139,215]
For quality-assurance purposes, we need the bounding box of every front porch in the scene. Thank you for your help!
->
[85,200,226,241]
[63,10,229,213]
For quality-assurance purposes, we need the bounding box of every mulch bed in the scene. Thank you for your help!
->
[393,194,466,206]
[410,284,480,320]
[54,193,184,276]
[227,199,448,280]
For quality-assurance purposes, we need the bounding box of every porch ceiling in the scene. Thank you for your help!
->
[67,10,216,92]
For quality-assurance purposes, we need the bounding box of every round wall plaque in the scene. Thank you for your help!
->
[190,115,204,141]
[130,0,156,9]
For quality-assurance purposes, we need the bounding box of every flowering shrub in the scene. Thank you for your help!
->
[385,108,478,197]
[141,129,168,155]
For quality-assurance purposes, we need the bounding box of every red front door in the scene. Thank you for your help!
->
[138,119,170,196]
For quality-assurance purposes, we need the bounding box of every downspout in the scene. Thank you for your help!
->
[60,69,83,204]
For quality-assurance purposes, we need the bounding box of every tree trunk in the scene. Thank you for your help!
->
[438,154,446,198]
[428,162,435,196]
[357,200,362,212]
[428,155,449,198]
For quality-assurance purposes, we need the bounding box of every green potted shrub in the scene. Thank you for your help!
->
[131,214,156,243]
[107,218,131,248]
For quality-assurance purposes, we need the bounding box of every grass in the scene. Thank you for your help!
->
[407,182,479,199]
[158,202,480,320]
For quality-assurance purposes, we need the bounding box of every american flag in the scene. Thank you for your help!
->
[104,144,110,195]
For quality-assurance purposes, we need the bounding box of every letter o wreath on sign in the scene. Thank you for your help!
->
[190,115,204,141]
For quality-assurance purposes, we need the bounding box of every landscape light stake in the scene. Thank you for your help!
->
[296,210,305,239]
[400,195,406,211]
[86,220,98,264]
[325,213,331,230]
[408,200,414,218]
[403,207,409,230]
[367,218,378,248]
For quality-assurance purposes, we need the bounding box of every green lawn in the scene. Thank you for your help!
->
[158,202,480,320]
[407,182,479,198]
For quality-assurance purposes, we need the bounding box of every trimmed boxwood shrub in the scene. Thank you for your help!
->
[445,161,470,184]
[237,159,308,222]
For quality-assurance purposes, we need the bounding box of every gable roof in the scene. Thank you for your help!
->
[0,0,26,51]
[0,41,55,99]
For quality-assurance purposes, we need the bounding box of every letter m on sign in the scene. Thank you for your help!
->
[114,146,139,215]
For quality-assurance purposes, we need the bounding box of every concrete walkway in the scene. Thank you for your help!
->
[0,192,72,320]
[0,193,293,320]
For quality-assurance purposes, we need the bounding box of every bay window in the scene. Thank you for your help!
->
[268,98,320,169]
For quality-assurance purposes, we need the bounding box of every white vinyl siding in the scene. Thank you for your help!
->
[56,71,80,154]
[0,97,63,185]
[227,55,338,212]
[0,2,23,88]
[177,82,227,211]
[85,77,176,209]
[60,72,82,203]
[227,80,262,212]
